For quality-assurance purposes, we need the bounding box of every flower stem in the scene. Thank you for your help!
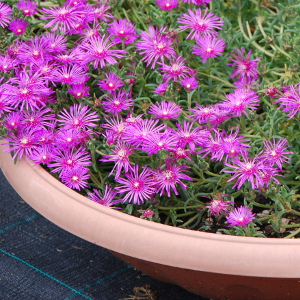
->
[197,71,234,88]
[284,227,300,239]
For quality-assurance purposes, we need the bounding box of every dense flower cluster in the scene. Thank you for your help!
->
[0,0,298,236]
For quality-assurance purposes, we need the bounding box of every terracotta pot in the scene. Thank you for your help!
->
[1,144,300,300]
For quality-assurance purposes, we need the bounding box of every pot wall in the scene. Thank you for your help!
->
[1,144,300,300]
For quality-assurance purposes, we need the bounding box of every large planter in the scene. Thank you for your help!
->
[1,144,300,300]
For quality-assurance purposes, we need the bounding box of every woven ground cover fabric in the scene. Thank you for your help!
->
[0,169,207,300]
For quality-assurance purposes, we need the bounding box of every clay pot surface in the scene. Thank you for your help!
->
[1,144,300,300]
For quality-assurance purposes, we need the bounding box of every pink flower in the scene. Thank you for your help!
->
[30,144,57,165]
[180,76,198,90]
[148,101,182,120]
[141,208,158,218]
[0,2,12,28]
[98,73,123,93]
[259,138,293,170]
[51,64,88,85]
[8,19,28,35]
[16,0,38,16]
[68,83,90,98]
[177,8,224,40]
[159,55,195,82]
[43,33,68,54]
[193,36,226,63]
[154,161,193,197]
[102,90,134,115]
[136,26,176,69]
[226,206,255,227]
[228,48,261,83]
[189,104,215,124]
[87,186,122,209]
[100,142,135,179]
[79,35,126,69]
[206,194,233,216]
[107,19,138,45]
[154,82,169,95]
[223,154,278,190]
[61,166,90,190]
[156,0,178,11]
[0,55,18,73]
[115,165,156,204]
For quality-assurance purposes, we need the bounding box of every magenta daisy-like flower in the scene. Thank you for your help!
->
[0,2,12,28]
[180,76,198,90]
[189,104,215,124]
[87,186,122,209]
[0,55,18,73]
[154,82,169,95]
[48,146,91,175]
[142,130,178,155]
[154,161,193,197]
[68,83,90,98]
[259,138,293,170]
[22,108,56,129]
[100,142,135,179]
[198,129,223,161]
[219,88,260,117]
[182,0,212,5]
[43,33,68,54]
[79,35,126,69]
[30,144,57,165]
[223,154,276,190]
[92,3,114,22]
[61,166,90,190]
[51,64,88,85]
[193,35,226,63]
[107,19,138,45]
[4,112,24,131]
[206,194,233,216]
[40,5,87,33]
[141,208,158,218]
[102,90,134,115]
[274,84,300,118]
[159,56,195,82]
[98,73,123,93]
[148,101,182,120]
[226,206,255,227]
[58,104,100,131]
[171,121,206,151]
[16,0,38,16]
[177,8,224,40]
[228,48,261,83]
[115,165,156,204]
[156,0,178,11]
[136,26,176,69]
[8,19,28,35]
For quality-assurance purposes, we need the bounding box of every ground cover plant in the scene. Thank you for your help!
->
[1,0,300,238]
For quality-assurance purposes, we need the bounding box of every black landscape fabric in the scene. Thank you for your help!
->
[0,169,206,300]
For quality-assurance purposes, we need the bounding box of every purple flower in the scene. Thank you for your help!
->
[189,104,215,124]
[0,55,18,73]
[61,166,90,190]
[226,206,255,227]
[40,5,88,33]
[228,48,261,83]
[30,144,57,165]
[100,142,135,179]
[136,26,176,69]
[115,165,156,204]
[4,112,24,131]
[87,186,122,209]
[206,194,233,216]
[142,130,178,155]
[107,19,138,45]
[141,208,158,218]
[219,88,260,117]
[51,64,88,85]
[274,84,300,118]
[259,138,293,170]
[48,146,91,175]
[68,83,90,98]
[180,76,198,90]
[193,36,226,63]
[79,35,126,69]
[8,19,28,35]
[148,101,182,120]
[182,0,212,5]
[92,3,114,22]
[43,33,68,54]
[154,82,169,95]
[159,56,195,82]
[58,104,100,131]
[98,73,123,93]
[156,0,178,11]
[102,90,134,115]
[223,154,277,190]
[177,8,224,40]
[0,3,12,28]
[154,161,193,197]
[16,0,38,16]
[22,108,56,129]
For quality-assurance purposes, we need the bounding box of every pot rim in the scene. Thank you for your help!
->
[1,143,300,278]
